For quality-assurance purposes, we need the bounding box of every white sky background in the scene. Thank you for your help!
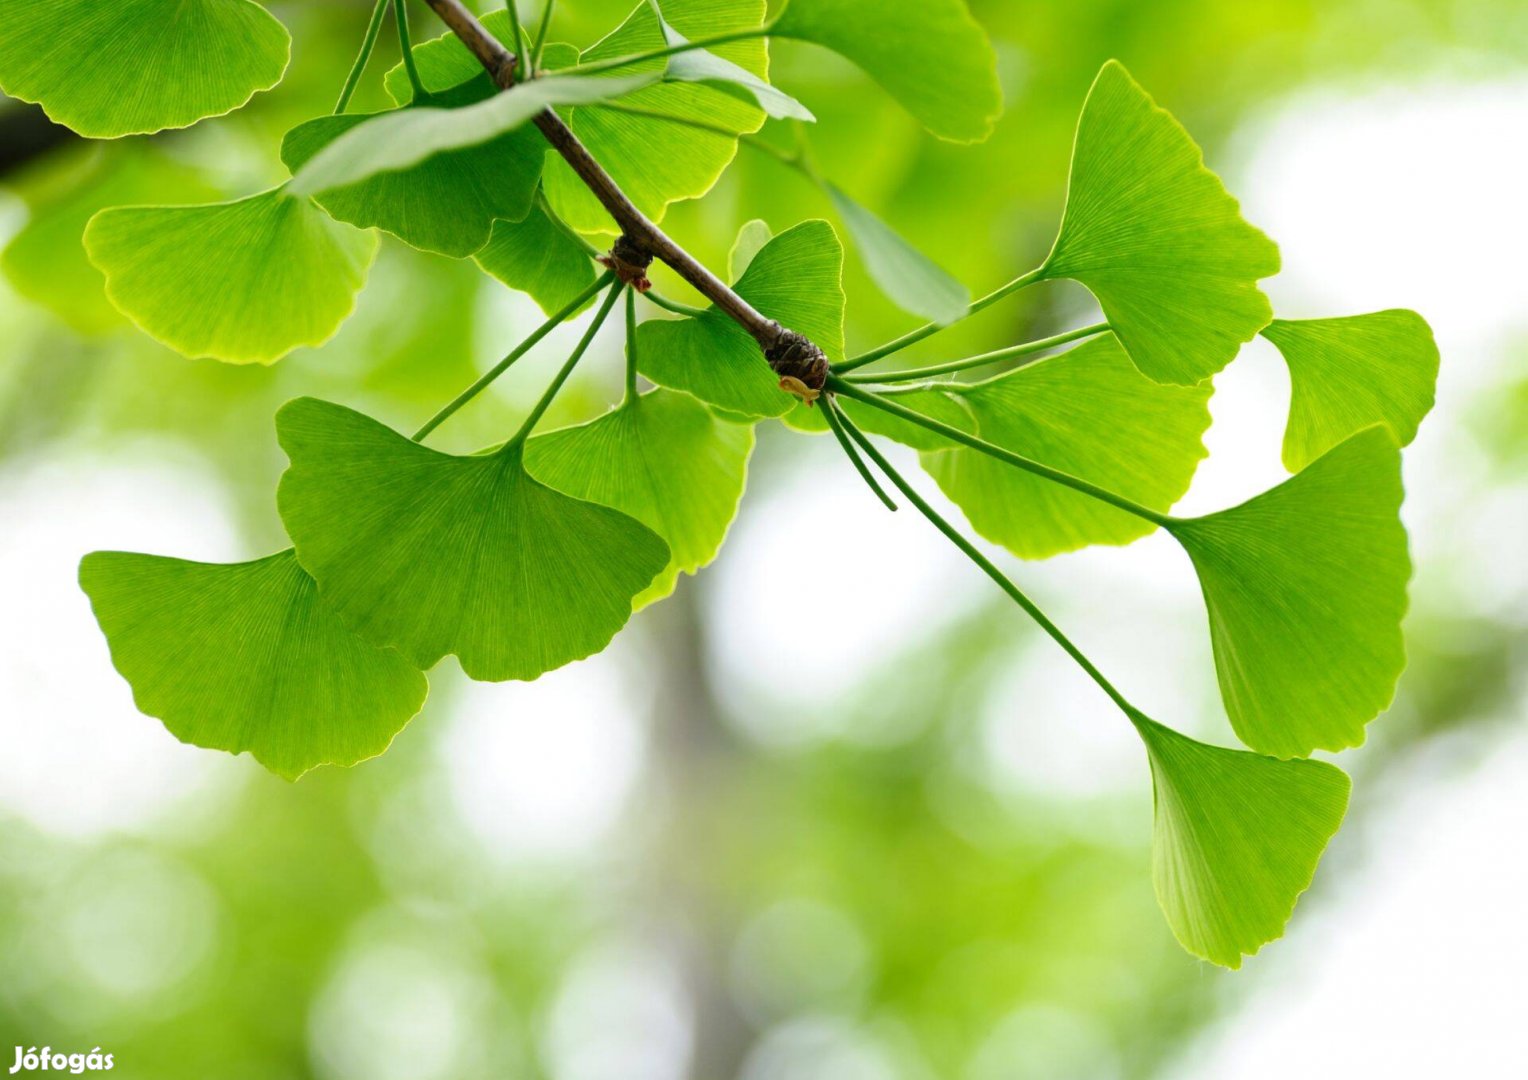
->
[1,74,1526,1080]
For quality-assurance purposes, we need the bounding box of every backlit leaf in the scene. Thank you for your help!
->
[0,0,289,138]
[1134,715,1350,969]
[729,218,774,280]
[1,147,219,335]
[526,388,755,608]
[475,202,600,316]
[280,79,545,258]
[638,219,845,418]
[84,188,377,364]
[79,549,427,780]
[1167,427,1410,757]
[652,5,814,121]
[771,0,1001,142]
[924,335,1211,558]
[289,71,654,199]
[542,0,770,233]
[1262,310,1439,472]
[1039,61,1279,385]
[276,398,671,682]
[825,182,969,325]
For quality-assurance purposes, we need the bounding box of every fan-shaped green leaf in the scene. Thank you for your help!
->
[1167,427,1410,758]
[638,220,845,418]
[542,0,769,233]
[922,335,1211,558]
[280,81,544,258]
[1262,311,1439,473]
[1134,715,1350,969]
[1,147,219,335]
[475,202,599,315]
[825,183,969,325]
[0,0,289,138]
[1039,61,1279,385]
[770,0,1001,143]
[83,188,377,364]
[289,71,654,199]
[526,388,754,608]
[276,398,671,682]
[79,549,427,781]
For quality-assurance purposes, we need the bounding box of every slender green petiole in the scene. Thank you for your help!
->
[334,0,392,114]
[829,377,1172,527]
[413,272,615,442]
[393,0,427,100]
[641,290,708,318]
[820,397,897,511]
[834,409,1141,720]
[834,266,1047,373]
[505,1,531,80]
[623,286,640,402]
[506,281,624,447]
[530,0,555,73]
[559,27,773,78]
[843,322,1111,384]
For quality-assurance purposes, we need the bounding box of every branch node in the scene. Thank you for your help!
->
[600,234,654,292]
[766,329,830,406]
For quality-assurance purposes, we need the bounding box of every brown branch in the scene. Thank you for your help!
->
[420,0,828,395]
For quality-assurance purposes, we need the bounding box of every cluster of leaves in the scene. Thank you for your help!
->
[0,0,1440,968]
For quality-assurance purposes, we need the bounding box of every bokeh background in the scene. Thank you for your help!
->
[3,1,1527,1077]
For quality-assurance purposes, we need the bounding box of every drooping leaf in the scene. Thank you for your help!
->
[288,71,655,199]
[1261,311,1439,472]
[638,219,845,417]
[83,188,377,364]
[923,335,1212,558]
[824,182,969,325]
[280,78,545,258]
[1,147,219,335]
[1039,61,1279,385]
[542,0,770,233]
[0,0,289,138]
[474,201,598,316]
[276,398,671,682]
[79,549,428,781]
[1134,714,1350,969]
[770,0,1001,143]
[729,218,774,280]
[526,388,755,608]
[1167,427,1410,758]
[651,4,814,121]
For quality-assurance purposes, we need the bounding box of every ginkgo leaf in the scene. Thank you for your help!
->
[1038,61,1279,385]
[1133,714,1350,969]
[289,71,655,199]
[652,7,814,121]
[638,220,845,417]
[79,549,427,781]
[276,398,671,682]
[475,202,599,315]
[1,147,219,335]
[770,0,1001,143]
[541,0,770,233]
[1262,311,1440,473]
[84,188,377,364]
[825,182,969,325]
[923,335,1211,558]
[525,388,755,608]
[1167,427,1410,758]
[729,218,773,280]
[0,0,289,138]
[280,80,545,258]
